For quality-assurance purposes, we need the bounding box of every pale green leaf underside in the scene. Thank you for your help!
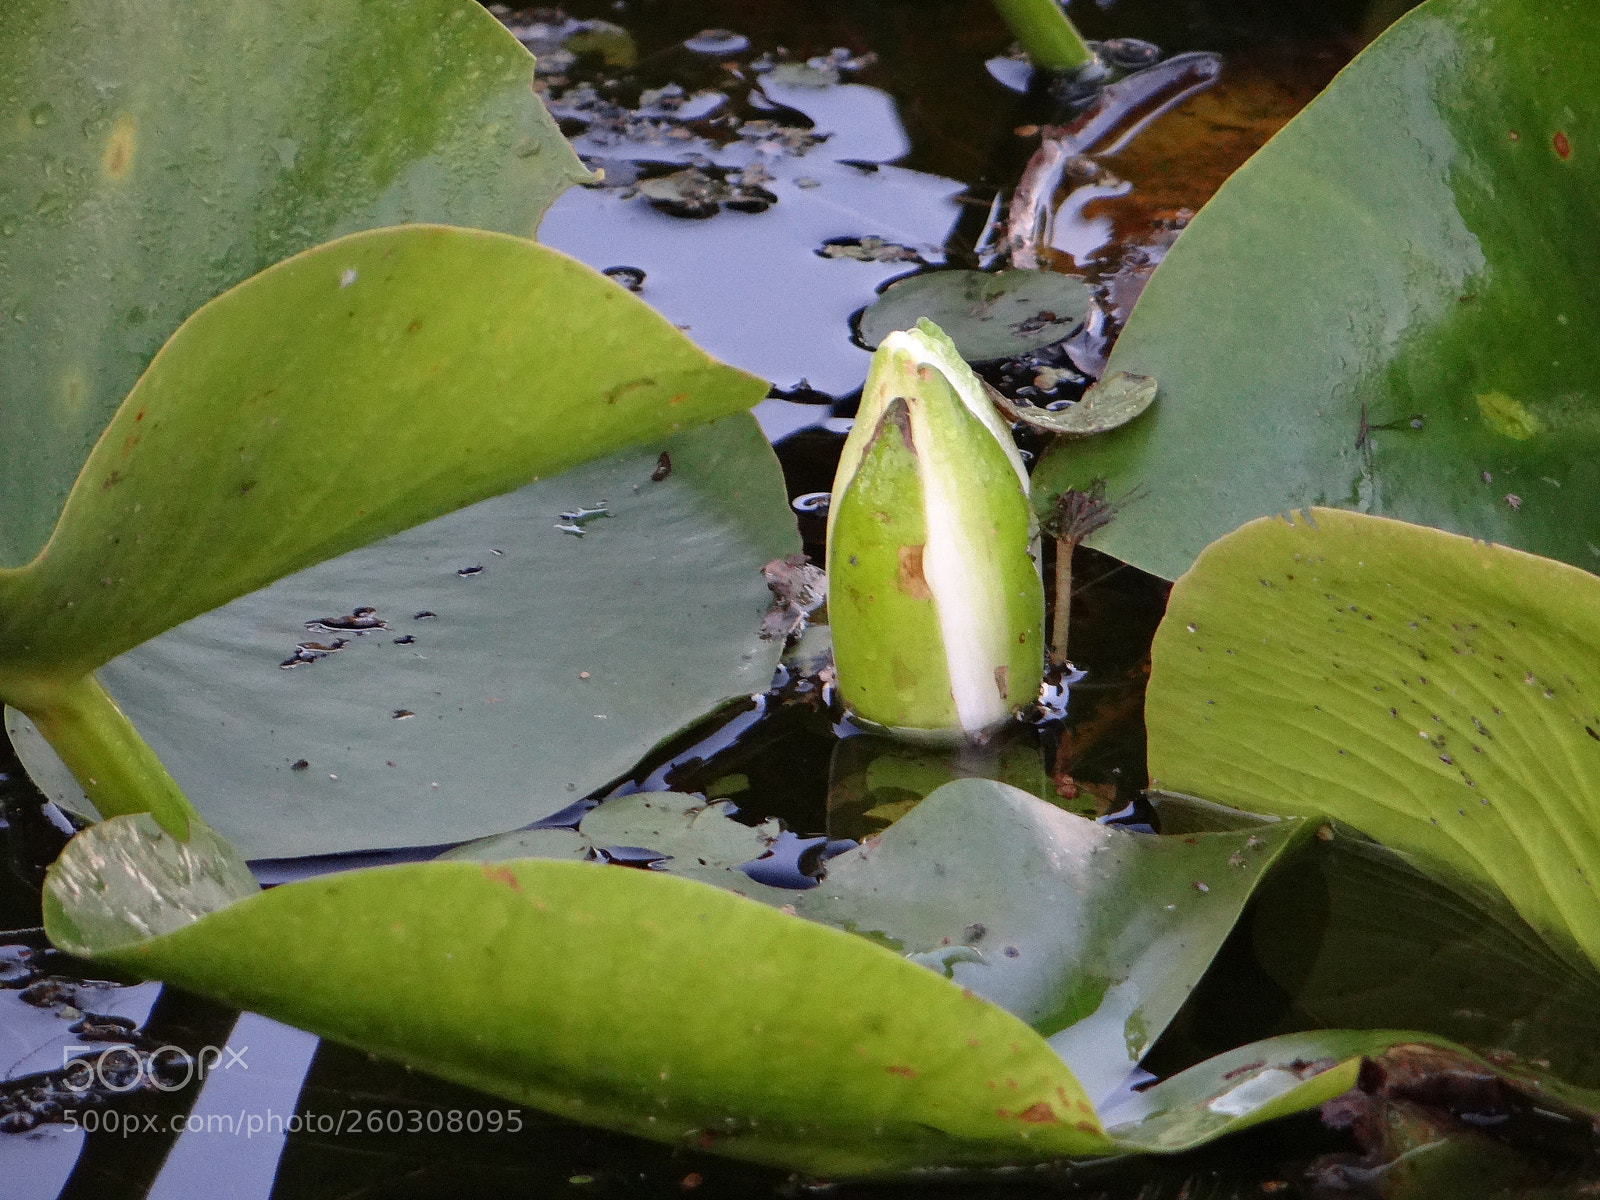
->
[1148,507,1600,972]
[7,415,794,858]
[0,0,586,566]
[0,226,771,693]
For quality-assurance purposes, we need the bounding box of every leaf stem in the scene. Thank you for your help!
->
[1051,536,1074,668]
[17,674,195,839]
[990,0,1095,73]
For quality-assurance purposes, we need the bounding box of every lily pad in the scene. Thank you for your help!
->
[0,0,586,569]
[1147,507,1600,973]
[857,269,1092,363]
[456,778,1310,1107]
[8,412,794,860]
[45,799,1553,1175]
[994,371,1158,437]
[43,812,1120,1177]
[1033,0,1600,580]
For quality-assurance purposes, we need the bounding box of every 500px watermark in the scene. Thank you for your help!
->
[62,1107,526,1137]
[60,1043,248,1093]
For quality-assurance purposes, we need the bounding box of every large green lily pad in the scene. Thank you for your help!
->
[0,0,585,569]
[1034,0,1600,581]
[8,412,793,859]
[45,808,1495,1175]
[455,779,1308,1107]
[1147,508,1600,973]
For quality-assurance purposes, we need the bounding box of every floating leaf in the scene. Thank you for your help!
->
[994,372,1158,437]
[1033,0,1600,580]
[46,794,1553,1174]
[44,814,1119,1177]
[857,270,1092,363]
[456,779,1310,1107]
[1147,507,1600,973]
[0,0,586,569]
[7,412,793,859]
[782,781,1310,1105]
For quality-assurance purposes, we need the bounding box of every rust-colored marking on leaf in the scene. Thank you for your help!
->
[896,544,932,599]
[481,863,521,892]
[1554,130,1572,160]
[999,1102,1059,1124]
[883,1064,918,1078]
[102,114,137,180]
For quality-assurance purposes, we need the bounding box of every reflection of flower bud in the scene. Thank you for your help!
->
[827,319,1044,741]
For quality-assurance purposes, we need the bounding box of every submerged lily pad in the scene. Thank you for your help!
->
[857,269,1092,363]
[9,414,794,860]
[1034,0,1600,580]
[1250,824,1600,1088]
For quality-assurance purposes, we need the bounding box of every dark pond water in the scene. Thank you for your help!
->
[11,0,1559,1195]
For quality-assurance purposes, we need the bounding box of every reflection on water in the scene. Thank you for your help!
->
[541,72,967,415]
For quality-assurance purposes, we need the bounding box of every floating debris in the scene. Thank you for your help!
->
[684,28,749,56]
[790,491,830,515]
[651,451,672,482]
[556,503,613,536]
[635,165,777,218]
[392,709,415,720]
[593,845,672,869]
[280,638,348,669]
[305,606,385,633]
[393,635,416,645]
[414,610,437,620]
[817,235,921,264]
[761,553,827,642]
[602,264,646,291]
[456,565,484,577]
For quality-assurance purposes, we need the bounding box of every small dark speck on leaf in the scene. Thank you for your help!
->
[1002,945,1020,958]
[291,759,309,771]
[652,451,672,482]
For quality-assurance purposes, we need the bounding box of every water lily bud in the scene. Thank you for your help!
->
[827,320,1044,741]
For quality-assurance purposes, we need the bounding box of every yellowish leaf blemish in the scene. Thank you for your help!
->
[1476,391,1541,440]
[102,113,137,181]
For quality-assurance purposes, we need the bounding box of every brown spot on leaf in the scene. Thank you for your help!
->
[994,665,1009,699]
[102,114,137,180]
[100,469,124,491]
[1554,130,1572,159]
[896,544,932,599]
[481,863,521,892]
[883,1064,917,1078]
[1003,1102,1058,1124]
